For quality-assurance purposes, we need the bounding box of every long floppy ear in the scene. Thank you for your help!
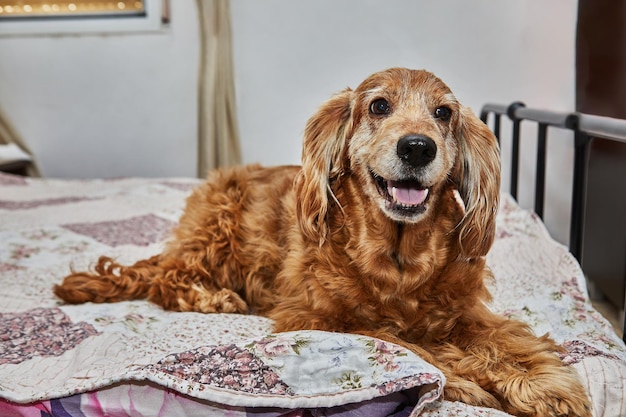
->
[295,88,354,244]
[454,105,501,258]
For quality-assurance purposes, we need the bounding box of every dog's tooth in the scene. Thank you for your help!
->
[392,186,398,202]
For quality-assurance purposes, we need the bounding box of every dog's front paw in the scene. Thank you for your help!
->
[500,366,591,417]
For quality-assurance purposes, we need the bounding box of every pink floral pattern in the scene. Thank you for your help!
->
[0,196,99,210]
[0,307,99,365]
[366,339,407,372]
[559,340,622,365]
[150,344,293,395]
[0,262,24,272]
[142,330,444,413]
[0,174,625,417]
[251,333,310,356]
[62,214,175,247]
[160,181,198,192]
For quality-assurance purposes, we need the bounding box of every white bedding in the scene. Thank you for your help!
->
[0,172,624,416]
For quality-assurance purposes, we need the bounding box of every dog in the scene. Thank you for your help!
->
[54,68,590,416]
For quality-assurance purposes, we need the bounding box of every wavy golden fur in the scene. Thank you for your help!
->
[54,68,590,416]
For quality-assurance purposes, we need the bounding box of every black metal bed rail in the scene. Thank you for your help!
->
[481,103,575,221]
[480,103,567,260]
[481,102,626,342]
[577,113,626,142]
[481,102,626,261]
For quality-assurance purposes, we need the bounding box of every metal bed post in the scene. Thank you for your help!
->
[493,113,501,145]
[534,123,548,219]
[480,106,503,145]
[566,114,591,263]
[506,102,526,200]
[576,113,626,342]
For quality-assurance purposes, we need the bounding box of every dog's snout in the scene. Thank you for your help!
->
[396,135,437,168]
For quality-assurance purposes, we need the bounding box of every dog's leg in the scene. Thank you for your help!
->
[344,329,504,410]
[445,309,592,417]
[54,253,249,314]
[54,227,250,314]
[146,257,248,314]
[53,255,160,304]
[55,167,265,313]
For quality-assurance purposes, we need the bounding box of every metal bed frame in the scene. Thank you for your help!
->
[480,102,626,342]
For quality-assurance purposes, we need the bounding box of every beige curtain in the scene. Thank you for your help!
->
[0,107,41,177]
[196,0,242,178]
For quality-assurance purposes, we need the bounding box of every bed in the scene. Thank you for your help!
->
[1,104,625,417]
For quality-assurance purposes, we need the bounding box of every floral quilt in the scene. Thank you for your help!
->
[0,172,625,417]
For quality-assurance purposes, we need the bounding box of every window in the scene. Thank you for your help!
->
[0,0,168,35]
[0,1,146,19]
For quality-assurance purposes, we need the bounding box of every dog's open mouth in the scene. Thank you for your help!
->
[370,170,429,215]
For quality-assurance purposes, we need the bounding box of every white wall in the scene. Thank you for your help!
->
[231,1,576,166]
[0,0,577,242]
[230,0,577,243]
[0,0,199,178]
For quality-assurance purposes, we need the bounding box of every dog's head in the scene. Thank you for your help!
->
[295,68,500,259]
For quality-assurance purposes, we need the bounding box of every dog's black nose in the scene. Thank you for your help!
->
[397,135,437,167]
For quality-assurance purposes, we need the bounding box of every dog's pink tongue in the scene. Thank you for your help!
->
[388,183,429,205]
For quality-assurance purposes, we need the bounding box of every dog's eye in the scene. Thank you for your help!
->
[370,98,391,115]
[434,106,452,121]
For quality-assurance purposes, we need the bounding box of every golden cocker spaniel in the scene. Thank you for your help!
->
[54,68,590,416]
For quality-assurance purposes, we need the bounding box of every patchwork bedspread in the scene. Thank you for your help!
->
[0,172,624,417]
